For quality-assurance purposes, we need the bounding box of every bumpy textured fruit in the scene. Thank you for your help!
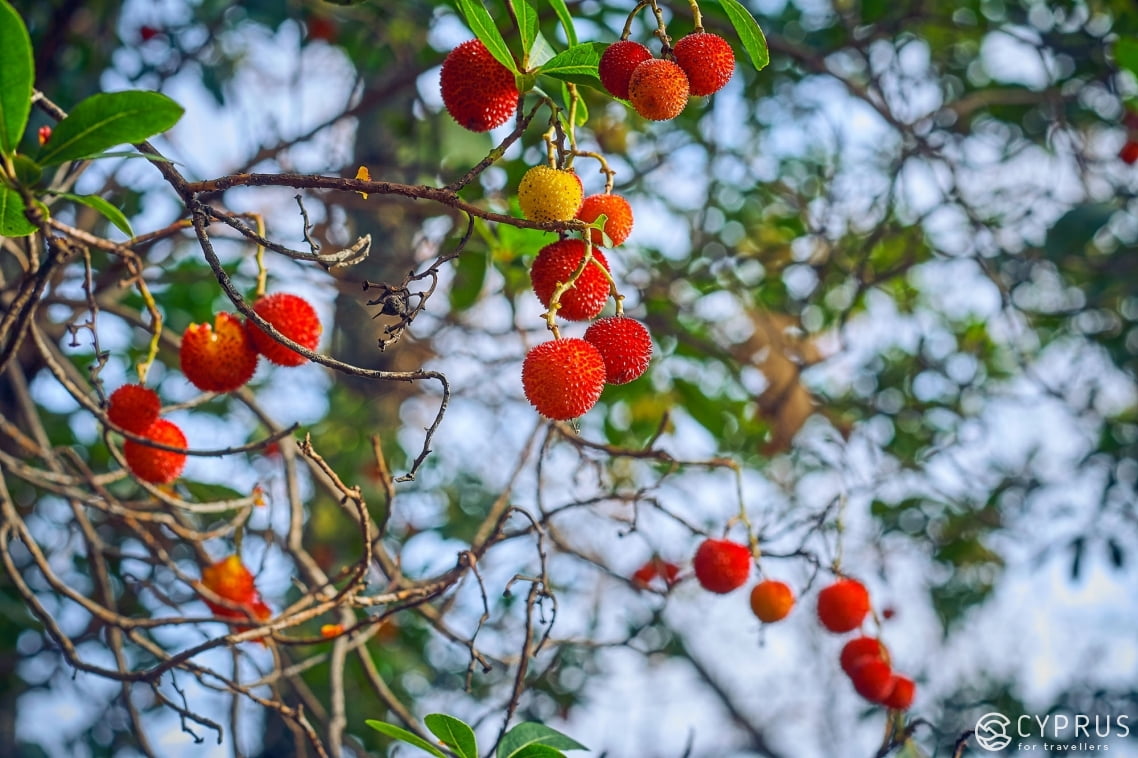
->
[817,578,871,633]
[577,193,634,247]
[882,675,916,710]
[849,659,894,703]
[599,40,653,99]
[749,579,795,622]
[518,166,584,222]
[107,384,160,434]
[530,240,611,321]
[584,316,651,384]
[440,39,519,132]
[692,538,751,594]
[840,636,889,675]
[181,312,259,393]
[123,418,187,484]
[246,293,322,366]
[673,32,735,96]
[521,338,606,420]
[628,59,689,121]
[200,555,272,623]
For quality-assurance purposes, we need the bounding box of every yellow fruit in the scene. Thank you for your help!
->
[518,166,584,222]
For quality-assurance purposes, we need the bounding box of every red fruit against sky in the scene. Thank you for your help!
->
[598,40,653,100]
[245,293,322,367]
[692,538,751,594]
[440,39,519,132]
[123,418,187,485]
[181,312,259,393]
[107,383,160,434]
[673,32,735,96]
[530,240,611,321]
[817,578,871,633]
[584,316,651,385]
[521,338,607,420]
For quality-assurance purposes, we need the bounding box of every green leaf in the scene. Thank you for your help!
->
[1115,37,1138,80]
[514,0,538,69]
[538,42,606,90]
[510,747,565,758]
[35,90,184,166]
[424,714,478,758]
[0,186,37,236]
[547,0,577,46]
[706,0,769,72]
[11,153,42,187]
[497,723,586,758]
[528,31,557,70]
[450,246,488,310]
[0,0,33,154]
[454,0,518,74]
[59,192,133,237]
[364,720,448,758]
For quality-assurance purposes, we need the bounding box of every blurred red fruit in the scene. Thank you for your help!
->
[849,659,894,703]
[817,578,871,633]
[107,383,160,434]
[123,418,186,484]
[692,538,751,594]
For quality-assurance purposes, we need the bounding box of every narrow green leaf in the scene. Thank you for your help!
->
[514,0,538,69]
[538,42,606,90]
[35,91,184,166]
[0,0,34,153]
[497,723,587,758]
[455,0,518,73]
[547,0,578,46]
[424,714,478,758]
[59,192,133,237]
[706,0,769,71]
[364,720,448,758]
[510,747,565,758]
[450,246,488,310]
[0,187,37,236]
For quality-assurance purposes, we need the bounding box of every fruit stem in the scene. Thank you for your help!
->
[571,149,616,194]
[688,0,704,32]
[129,258,162,384]
[646,0,674,53]
[566,84,581,152]
[729,462,761,565]
[620,1,651,41]
[253,213,267,298]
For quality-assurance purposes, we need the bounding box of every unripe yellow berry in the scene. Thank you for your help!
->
[518,166,584,222]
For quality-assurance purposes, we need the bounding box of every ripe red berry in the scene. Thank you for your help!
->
[200,555,272,625]
[521,338,607,420]
[518,166,585,222]
[673,32,735,96]
[530,239,611,321]
[107,384,160,434]
[749,579,795,622]
[692,538,751,594]
[882,674,916,710]
[37,125,52,146]
[631,557,680,590]
[840,636,889,675]
[817,578,871,633]
[440,39,519,132]
[849,659,894,703]
[628,59,690,121]
[180,312,259,393]
[577,193,634,247]
[599,40,653,100]
[245,293,322,367]
[583,316,651,384]
[1121,140,1138,165]
[123,418,187,484]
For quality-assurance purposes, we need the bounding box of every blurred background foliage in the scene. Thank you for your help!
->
[3,0,1138,755]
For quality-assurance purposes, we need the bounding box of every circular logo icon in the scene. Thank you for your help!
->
[976,712,1012,751]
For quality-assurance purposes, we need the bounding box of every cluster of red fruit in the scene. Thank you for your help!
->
[688,539,915,711]
[599,32,735,121]
[511,165,653,420]
[105,292,321,484]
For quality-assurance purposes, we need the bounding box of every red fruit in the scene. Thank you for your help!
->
[139,25,160,42]
[1121,140,1138,165]
[123,418,187,484]
[749,579,795,622]
[840,636,890,675]
[817,578,871,633]
[530,239,611,321]
[849,659,894,703]
[577,193,634,247]
[306,16,337,42]
[692,538,751,594]
[882,675,916,710]
[107,384,160,434]
[672,32,735,96]
[440,39,519,132]
[628,59,690,121]
[180,312,259,393]
[521,338,606,420]
[599,40,653,100]
[631,557,681,590]
[583,316,651,384]
[245,293,322,367]
[37,125,52,146]
[200,555,272,626]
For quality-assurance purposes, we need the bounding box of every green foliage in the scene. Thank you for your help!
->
[367,715,585,758]
[0,0,33,154]
[705,0,769,71]
[454,0,518,72]
[0,186,35,235]
[34,90,183,165]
